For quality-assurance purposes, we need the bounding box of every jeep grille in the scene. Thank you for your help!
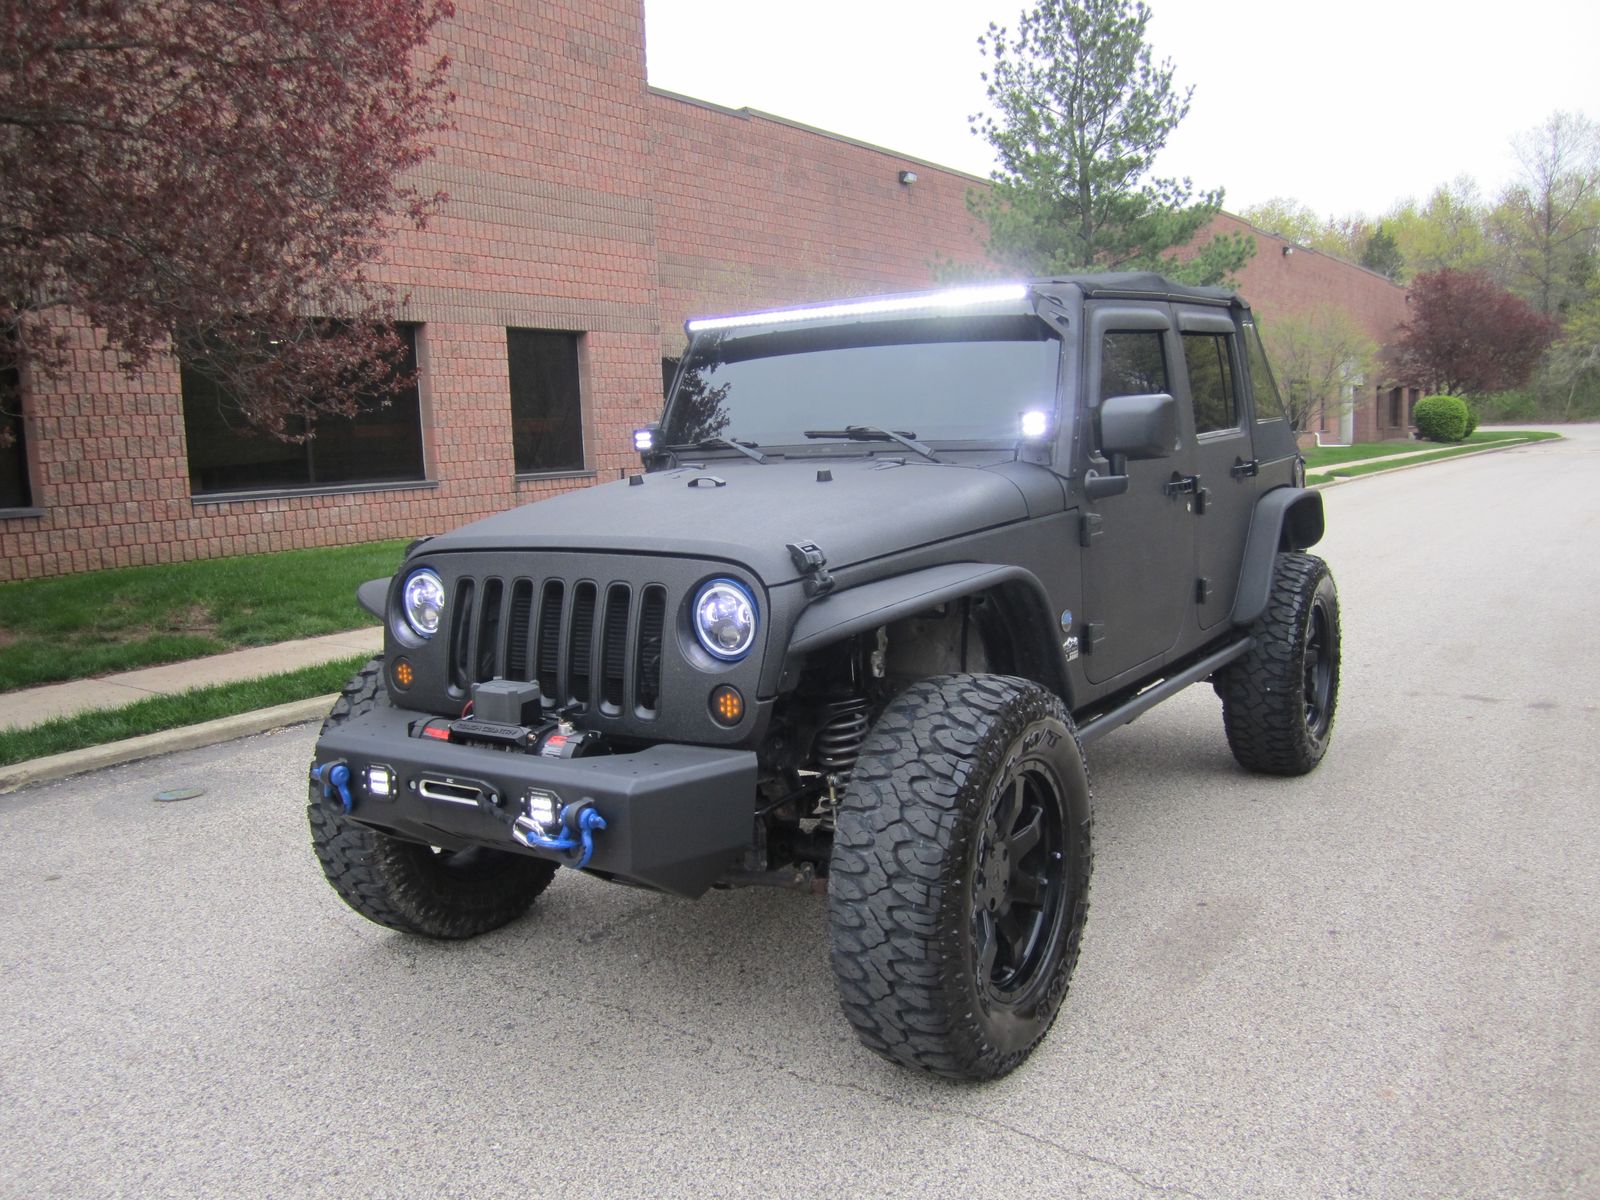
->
[446,575,668,719]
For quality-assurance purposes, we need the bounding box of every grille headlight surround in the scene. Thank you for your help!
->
[693,578,758,662]
[401,568,446,639]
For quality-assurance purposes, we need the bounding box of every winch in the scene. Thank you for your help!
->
[409,678,604,758]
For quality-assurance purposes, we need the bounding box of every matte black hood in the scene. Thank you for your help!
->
[424,458,1060,585]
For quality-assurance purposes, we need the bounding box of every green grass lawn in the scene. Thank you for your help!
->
[1306,431,1561,485]
[0,540,404,692]
[1301,430,1558,471]
[0,655,368,767]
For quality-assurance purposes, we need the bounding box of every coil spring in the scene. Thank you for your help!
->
[814,697,870,781]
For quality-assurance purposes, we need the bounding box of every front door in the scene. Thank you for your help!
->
[1080,303,1194,685]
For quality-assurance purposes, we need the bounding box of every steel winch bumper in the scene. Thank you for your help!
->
[310,703,757,898]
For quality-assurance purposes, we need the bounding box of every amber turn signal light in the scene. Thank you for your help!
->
[709,684,744,726]
[393,657,415,689]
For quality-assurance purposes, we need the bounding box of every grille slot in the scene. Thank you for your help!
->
[567,582,598,710]
[636,586,666,714]
[536,580,564,700]
[506,579,533,680]
[600,584,631,714]
[446,570,669,721]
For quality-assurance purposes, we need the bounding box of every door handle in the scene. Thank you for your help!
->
[1230,457,1259,479]
[1163,473,1199,497]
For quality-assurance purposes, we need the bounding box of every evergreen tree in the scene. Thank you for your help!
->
[970,0,1251,285]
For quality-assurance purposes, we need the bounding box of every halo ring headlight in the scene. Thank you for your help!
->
[693,579,758,662]
[401,568,446,639]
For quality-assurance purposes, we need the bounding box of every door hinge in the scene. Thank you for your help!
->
[1079,512,1104,547]
[1163,473,1199,497]
[1194,485,1210,515]
[1196,577,1212,604]
[1231,457,1259,479]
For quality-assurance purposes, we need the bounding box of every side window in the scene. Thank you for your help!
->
[1099,331,1168,401]
[1243,321,1289,423]
[1182,332,1239,433]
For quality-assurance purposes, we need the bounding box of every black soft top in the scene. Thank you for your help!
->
[1036,272,1240,308]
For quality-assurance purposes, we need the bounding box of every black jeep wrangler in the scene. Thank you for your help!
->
[308,274,1340,1081]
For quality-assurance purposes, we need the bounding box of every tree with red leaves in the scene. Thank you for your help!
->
[1385,269,1560,396]
[1,0,454,437]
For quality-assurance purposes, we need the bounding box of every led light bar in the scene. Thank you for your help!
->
[686,283,1031,333]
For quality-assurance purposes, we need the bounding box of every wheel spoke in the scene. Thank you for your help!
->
[1010,866,1045,908]
[993,776,1025,835]
[1008,809,1044,862]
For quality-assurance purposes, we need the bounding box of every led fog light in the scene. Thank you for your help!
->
[365,765,395,798]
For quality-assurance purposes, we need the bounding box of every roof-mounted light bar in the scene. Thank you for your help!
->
[685,283,1032,333]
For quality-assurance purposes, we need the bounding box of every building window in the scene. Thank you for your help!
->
[508,329,584,475]
[1389,388,1402,427]
[181,325,425,495]
[1181,332,1239,433]
[1,355,30,509]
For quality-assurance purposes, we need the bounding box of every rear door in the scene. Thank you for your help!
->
[1080,303,1194,685]
[1174,306,1256,630]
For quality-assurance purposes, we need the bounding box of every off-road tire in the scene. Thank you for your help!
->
[307,657,557,938]
[828,674,1092,1081]
[1219,552,1341,776]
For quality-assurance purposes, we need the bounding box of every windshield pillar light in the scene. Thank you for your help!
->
[633,426,656,454]
[1021,410,1053,440]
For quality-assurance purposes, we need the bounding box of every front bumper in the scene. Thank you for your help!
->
[311,703,757,898]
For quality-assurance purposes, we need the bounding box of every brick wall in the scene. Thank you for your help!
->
[648,89,991,351]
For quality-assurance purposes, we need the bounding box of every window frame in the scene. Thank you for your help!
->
[180,323,429,499]
[508,327,589,480]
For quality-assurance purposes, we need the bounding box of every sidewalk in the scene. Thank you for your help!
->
[0,626,382,733]
[0,625,382,792]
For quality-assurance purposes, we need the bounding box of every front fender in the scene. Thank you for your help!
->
[786,562,1072,702]
[1229,487,1325,626]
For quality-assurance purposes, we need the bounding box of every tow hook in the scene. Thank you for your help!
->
[512,797,607,870]
[310,760,354,813]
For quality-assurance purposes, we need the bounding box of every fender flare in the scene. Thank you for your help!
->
[1229,487,1325,626]
[786,562,1072,702]
[357,576,390,620]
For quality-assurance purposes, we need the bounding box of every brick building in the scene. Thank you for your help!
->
[0,0,1409,581]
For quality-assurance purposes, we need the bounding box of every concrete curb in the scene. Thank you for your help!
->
[1309,436,1557,489]
[0,694,336,794]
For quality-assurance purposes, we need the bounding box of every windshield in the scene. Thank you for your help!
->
[663,314,1061,448]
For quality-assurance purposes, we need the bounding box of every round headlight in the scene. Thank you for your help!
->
[693,579,757,661]
[401,569,446,638]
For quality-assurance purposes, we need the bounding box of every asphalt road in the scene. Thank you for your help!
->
[4,429,1598,1200]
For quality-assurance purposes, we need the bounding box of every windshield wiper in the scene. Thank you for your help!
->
[664,437,769,464]
[802,426,942,463]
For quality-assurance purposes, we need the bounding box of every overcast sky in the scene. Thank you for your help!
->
[643,0,1600,219]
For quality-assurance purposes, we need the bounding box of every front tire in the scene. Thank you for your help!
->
[1219,552,1341,775]
[307,657,557,939]
[828,675,1093,1081]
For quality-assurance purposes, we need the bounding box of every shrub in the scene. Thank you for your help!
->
[1462,399,1479,437]
[1413,394,1470,442]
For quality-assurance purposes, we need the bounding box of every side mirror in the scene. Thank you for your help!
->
[1085,393,1178,500]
